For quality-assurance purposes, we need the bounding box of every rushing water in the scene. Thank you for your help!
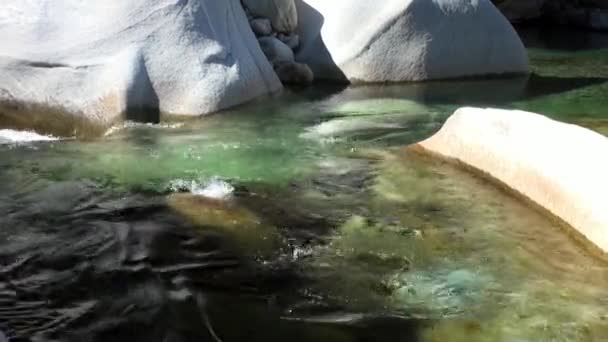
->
[1,27,608,341]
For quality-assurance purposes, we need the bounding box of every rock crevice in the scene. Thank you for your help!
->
[241,0,314,86]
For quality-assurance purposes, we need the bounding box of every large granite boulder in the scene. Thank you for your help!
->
[414,107,608,256]
[295,0,529,83]
[0,0,282,136]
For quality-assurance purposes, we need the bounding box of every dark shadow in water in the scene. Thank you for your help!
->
[516,24,608,51]
[521,73,608,100]
[286,83,350,102]
[0,180,429,342]
[321,73,608,107]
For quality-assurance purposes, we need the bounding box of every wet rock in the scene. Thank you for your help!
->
[258,36,295,64]
[166,193,281,256]
[275,61,314,85]
[250,18,273,36]
[243,0,298,33]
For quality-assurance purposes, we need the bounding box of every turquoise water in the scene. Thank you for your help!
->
[1,28,607,341]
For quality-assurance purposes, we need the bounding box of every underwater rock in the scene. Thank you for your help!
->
[19,181,99,217]
[301,117,403,139]
[167,193,281,255]
[415,107,608,255]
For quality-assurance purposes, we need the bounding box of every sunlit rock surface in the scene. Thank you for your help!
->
[0,0,282,136]
[415,107,608,254]
[296,0,529,83]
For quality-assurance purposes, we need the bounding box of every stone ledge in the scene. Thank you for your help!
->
[411,107,608,258]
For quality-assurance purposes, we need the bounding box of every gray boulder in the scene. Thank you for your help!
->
[278,33,300,50]
[275,61,314,85]
[243,0,298,33]
[258,37,295,64]
[250,18,273,36]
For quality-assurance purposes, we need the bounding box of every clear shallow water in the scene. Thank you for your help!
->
[1,29,608,341]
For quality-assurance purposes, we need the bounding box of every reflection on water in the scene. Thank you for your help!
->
[1,29,608,341]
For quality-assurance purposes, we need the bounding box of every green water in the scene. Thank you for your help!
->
[1,29,608,341]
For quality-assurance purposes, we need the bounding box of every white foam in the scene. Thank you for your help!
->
[104,121,185,136]
[168,177,235,200]
[0,129,59,144]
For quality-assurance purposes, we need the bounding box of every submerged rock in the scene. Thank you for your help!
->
[296,0,529,82]
[415,107,608,255]
[167,193,281,255]
[301,117,403,139]
[0,0,281,135]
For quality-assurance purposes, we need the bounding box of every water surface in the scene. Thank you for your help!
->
[1,28,608,341]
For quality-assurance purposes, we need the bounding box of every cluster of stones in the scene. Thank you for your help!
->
[241,0,314,85]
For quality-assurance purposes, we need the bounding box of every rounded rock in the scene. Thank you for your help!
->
[257,36,295,64]
[278,33,300,50]
[274,61,314,85]
[250,18,273,36]
[242,0,298,33]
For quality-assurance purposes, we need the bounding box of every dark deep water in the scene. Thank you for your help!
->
[1,27,608,341]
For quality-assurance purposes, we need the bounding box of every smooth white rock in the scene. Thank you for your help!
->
[258,37,295,64]
[416,107,608,254]
[250,18,273,36]
[296,0,529,82]
[243,0,298,33]
[0,0,282,130]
